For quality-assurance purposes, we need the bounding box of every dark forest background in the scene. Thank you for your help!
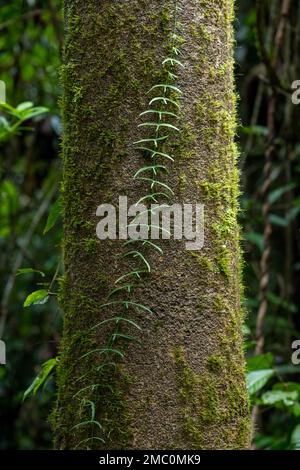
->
[0,0,300,449]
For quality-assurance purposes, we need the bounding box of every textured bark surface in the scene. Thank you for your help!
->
[53,0,251,449]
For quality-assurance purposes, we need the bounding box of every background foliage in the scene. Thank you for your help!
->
[0,0,300,450]
[0,0,61,449]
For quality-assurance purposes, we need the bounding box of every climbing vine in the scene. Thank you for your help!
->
[69,1,184,448]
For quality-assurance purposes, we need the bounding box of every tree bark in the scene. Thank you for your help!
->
[53,0,251,450]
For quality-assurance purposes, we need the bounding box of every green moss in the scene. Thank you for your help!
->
[207,355,224,373]
[188,251,215,273]
[197,181,225,200]
[93,366,134,449]
[174,123,197,159]
[178,172,187,193]
[173,346,250,449]
[216,245,232,279]
[83,238,98,254]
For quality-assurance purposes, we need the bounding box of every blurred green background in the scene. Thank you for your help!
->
[0,0,300,450]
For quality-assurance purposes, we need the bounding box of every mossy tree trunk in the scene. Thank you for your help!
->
[53,0,251,449]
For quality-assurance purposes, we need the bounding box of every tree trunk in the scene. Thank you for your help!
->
[52,0,251,450]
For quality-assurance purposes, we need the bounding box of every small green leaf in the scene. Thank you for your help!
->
[44,198,61,234]
[247,353,274,372]
[23,289,49,307]
[148,84,182,94]
[79,348,124,360]
[136,192,171,204]
[269,214,289,227]
[23,357,57,401]
[71,420,102,431]
[162,57,185,68]
[241,125,268,136]
[124,239,164,255]
[149,96,180,108]
[247,369,274,396]
[133,135,169,147]
[16,101,34,112]
[135,147,174,162]
[136,177,174,194]
[139,109,178,119]
[261,390,298,407]
[99,300,154,315]
[111,332,140,343]
[138,122,180,132]
[269,184,296,205]
[91,316,141,331]
[134,165,167,178]
[17,268,45,277]
[122,250,151,272]
[244,232,264,252]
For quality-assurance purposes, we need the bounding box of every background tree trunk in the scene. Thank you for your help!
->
[52,0,251,449]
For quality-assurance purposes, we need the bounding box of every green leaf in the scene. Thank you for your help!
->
[122,250,151,272]
[136,177,174,194]
[19,108,48,121]
[23,289,49,307]
[269,214,289,227]
[0,102,17,113]
[91,316,142,331]
[162,57,185,68]
[269,184,296,205]
[124,239,164,255]
[134,165,167,178]
[149,96,180,108]
[79,348,124,360]
[247,369,274,395]
[138,122,180,132]
[148,84,182,94]
[273,382,300,393]
[74,437,105,449]
[110,332,140,343]
[107,285,133,298]
[267,292,298,313]
[139,110,178,119]
[99,300,154,315]
[241,125,268,136]
[244,232,264,252]
[17,268,45,277]
[287,206,300,222]
[247,353,274,372]
[261,390,298,406]
[44,198,61,234]
[71,420,102,431]
[291,424,300,450]
[23,357,57,401]
[133,135,169,146]
[16,101,34,112]
[115,270,147,284]
[136,192,171,204]
[135,147,174,162]
[291,403,300,417]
